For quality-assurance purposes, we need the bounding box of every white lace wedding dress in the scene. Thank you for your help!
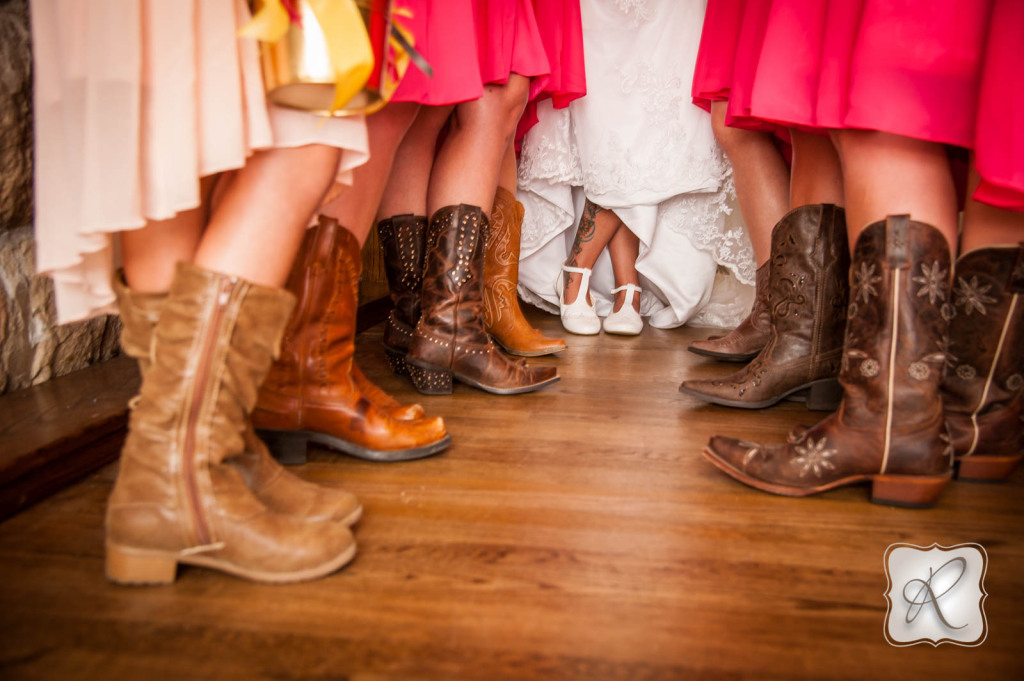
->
[516,0,755,329]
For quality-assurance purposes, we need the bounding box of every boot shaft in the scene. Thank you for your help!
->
[942,244,1024,416]
[416,204,492,362]
[763,204,849,369]
[111,262,296,549]
[378,213,428,328]
[265,217,361,403]
[840,217,952,434]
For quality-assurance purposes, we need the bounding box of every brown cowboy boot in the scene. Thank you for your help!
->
[112,272,362,526]
[942,244,1024,481]
[377,213,434,386]
[679,204,849,410]
[702,216,954,508]
[484,187,567,356]
[106,263,356,584]
[407,204,560,395]
[687,261,770,362]
[253,217,451,464]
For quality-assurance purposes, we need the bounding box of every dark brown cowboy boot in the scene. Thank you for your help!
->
[407,204,560,395]
[688,261,770,362]
[942,244,1024,481]
[378,213,429,377]
[253,217,452,463]
[112,271,362,527]
[106,263,356,584]
[702,216,954,508]
[679,204,849,410]
[484,187,567,356]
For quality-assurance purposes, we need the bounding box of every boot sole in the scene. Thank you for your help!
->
[106,541,357,585]
[492,336,568,357]
[686,346,760,363]
[256,428,453,465]
[406,355,561,395]
[701,448,951,508]
[679,377,841,411]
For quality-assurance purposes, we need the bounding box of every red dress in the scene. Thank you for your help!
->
[749,0,1023,212]
[472,0,551,86]
[516,0,586,141]
[691,0,779,134]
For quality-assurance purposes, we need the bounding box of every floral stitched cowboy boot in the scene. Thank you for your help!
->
[688,261,770,362]
[679,204,849,410]
[702,216,954,508]
[942,244,1024,481]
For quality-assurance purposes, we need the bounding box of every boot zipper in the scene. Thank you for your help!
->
[183,278,234,547]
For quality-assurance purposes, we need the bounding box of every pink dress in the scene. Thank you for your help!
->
[749,0,1023,212]
[516,0,587,142]
[30,0,370,323]
[691,0,779,134]
[472,0,551,86]
[389,0,484,105]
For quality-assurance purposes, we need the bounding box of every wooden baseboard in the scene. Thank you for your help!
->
[0,355,139,520]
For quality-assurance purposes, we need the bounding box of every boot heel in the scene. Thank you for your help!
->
[408,364,453,395]
[106,543,178,585]
[805,378,842,411]
[955,454,1022,482]
[870,473,950,508]
[384,347,410,377]
[257,429,309,465]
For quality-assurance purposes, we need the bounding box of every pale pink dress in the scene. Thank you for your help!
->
[31,0,371,323]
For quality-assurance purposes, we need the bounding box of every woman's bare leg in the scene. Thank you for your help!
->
[428,75,530,216]
[377,105,454,219]
[319,102,420,245]
[832,130,958,249]
[563,200,624,305]
[607,225,641,313]
[711,101,789,265]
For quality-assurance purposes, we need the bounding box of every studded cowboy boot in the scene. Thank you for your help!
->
[942,244,1024,481]
[679,204,849,410]
[253,217,451,463]
[484,187,567,356]
[688,261,770,362]
[378,213,431,381]
[406,204,560,395]
[112,272,362,526]
[105,263,356,584]
[702,216,953,508]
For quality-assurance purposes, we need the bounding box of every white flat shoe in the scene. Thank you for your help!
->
[603,283,643,335]
[556,264,601,335]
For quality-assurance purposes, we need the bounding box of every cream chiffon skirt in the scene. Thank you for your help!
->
[31,0,370,323]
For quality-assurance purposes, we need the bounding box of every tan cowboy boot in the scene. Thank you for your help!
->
[679,204,849,410]
[942,244,1024,481]
[106,263,356,584]
[253,217,452,463]
[406,204,560,395]
[112,272,362,526]
[688,261,770,362]
[703,216,954,508]
[484,187,567,356]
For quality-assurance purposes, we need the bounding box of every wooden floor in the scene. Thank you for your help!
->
[1,308,1021,680]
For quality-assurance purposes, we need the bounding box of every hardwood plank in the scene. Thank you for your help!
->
[0,307,1020,680]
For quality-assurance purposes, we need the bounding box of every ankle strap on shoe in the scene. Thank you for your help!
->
[611,283,642,302]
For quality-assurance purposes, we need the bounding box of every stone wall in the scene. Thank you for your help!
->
[0,0,121,395]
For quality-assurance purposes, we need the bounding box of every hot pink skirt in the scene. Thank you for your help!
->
[473,0,551,86]
[749,0,1023,212]
[691,0,779,134]
[517,0,586,141]
[389,0,484,105]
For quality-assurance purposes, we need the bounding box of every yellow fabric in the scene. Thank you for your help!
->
[241,0,374,113]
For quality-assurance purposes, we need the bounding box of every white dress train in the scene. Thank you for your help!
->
[516,0,755,330]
